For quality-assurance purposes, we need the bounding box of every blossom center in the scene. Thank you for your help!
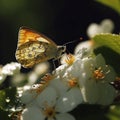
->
[65,54,75,65]
[68,78,78,87]
[43,105,56,119]
[93,67,105,80]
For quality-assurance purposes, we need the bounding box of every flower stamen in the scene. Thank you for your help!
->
[93,67,105,80]
[42,103,56,119]
[65,54,75,65]
[68,78,78,87]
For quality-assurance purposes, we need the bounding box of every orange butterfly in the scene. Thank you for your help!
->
[15,27,66,68]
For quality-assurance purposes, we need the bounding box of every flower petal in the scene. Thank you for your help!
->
[36,86,57,107]
[94,54,106,68]
[21,87,37,104]
[80,79,99,104]
[21,106,44,120]
[49,78,68,96]
[56,88,83,113]
[97,83,116,105]
[104,66,116,82]
[2,62,21,75]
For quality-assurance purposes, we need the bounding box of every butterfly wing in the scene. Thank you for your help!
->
[15,27,58,68]
[17,27,57,47]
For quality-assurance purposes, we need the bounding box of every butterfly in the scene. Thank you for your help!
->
[15,27,66,68]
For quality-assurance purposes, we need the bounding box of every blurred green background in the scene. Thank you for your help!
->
[0,0,120,65]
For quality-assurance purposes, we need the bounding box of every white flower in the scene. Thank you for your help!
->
[100,19,114,33]
[20,84,41,104]
[87,23,103,38]
[79,54,116,105]
[19,43,117,120]
[21,86,76,120]
[51,54,83,103]
[0,62,21,84]
[21,106,75,120]
[87,19,114,38]
[54,52,116,105]
[74,41,94,56]
[1,62,21,75]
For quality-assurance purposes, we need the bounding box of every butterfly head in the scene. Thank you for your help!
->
[56,45,66,59]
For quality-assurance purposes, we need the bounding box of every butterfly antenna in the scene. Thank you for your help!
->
[63,37,83,46]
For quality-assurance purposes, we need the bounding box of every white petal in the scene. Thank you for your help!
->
[81,79,99,104]
[94,54,106,67]
[49,78,68,96]
[56,113,75,120]
[104,66,116,82]
[74,41,93,55]
[21,106,45,120]
[66,60,83,78]
[100,19,114,33]
[56,88,83,113]
[54,64,69,78]
[36,86,57,107]
[81,58,94,80]
[2,62,21,75]
[21,88,37,104]
[87,23,103,38]
[97,83,116,105]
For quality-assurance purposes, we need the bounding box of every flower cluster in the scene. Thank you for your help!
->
[0,62,21,84]
[20,49,117,120]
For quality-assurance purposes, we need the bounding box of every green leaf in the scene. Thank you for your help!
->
[93,33,120,55]
[93,33,120,73]
[96,0,120,14]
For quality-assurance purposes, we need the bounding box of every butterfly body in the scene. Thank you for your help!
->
[15,27,66,68]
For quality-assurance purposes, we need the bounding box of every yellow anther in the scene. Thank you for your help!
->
[65,54,75,65]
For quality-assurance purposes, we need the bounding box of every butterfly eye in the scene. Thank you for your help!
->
[62,46,66,54]
[63,46,66,51]
[56,46,66,59]
[58,46,66,52]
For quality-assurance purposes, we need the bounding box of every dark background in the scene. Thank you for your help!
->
[0,0,120,65]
